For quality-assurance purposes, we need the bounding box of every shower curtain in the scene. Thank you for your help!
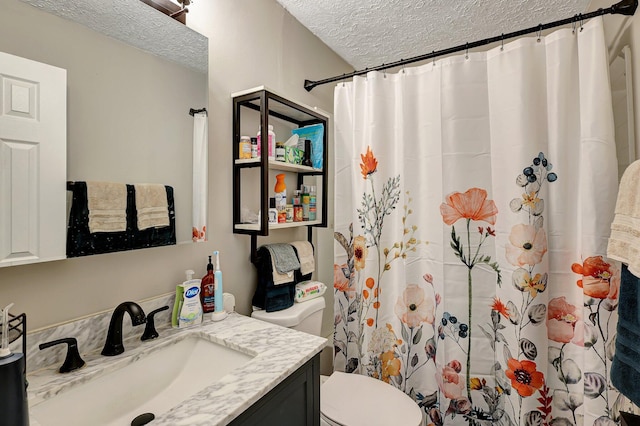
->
[192,111,208,242]
[333,17,628,425]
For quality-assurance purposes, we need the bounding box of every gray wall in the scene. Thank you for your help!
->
[0,0,352,352]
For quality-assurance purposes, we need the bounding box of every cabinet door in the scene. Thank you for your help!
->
[0,51,66,267]
[230,354,320,426]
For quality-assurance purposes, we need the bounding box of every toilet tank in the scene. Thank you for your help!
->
[251,297,325,336]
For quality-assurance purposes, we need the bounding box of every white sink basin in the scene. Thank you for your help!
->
[30,335,254,425]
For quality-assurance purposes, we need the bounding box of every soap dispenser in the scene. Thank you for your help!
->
[171,270,203,328]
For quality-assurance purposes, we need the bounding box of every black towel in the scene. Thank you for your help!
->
[611,264,640,406]
[67,182,176,257]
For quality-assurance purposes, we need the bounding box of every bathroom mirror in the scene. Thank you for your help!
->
[0,0,208,251]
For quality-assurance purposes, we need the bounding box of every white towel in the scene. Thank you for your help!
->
[608,160,640,277]
[290,240,315,275]
[134,184,170,230]
[86,181,127,233]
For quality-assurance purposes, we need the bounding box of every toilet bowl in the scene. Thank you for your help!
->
[251,297,422,426]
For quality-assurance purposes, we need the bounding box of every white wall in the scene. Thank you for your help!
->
[0,0,351,346]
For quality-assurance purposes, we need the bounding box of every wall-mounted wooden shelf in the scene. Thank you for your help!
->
[232,87,329,262]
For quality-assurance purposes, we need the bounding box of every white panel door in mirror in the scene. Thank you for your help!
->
[0,51,66,267]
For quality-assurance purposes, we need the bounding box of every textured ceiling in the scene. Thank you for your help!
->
[18,0,207,73]
[276,0,594,70]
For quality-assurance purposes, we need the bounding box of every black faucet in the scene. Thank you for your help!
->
[101,301,146,356]
[39,337,86,373]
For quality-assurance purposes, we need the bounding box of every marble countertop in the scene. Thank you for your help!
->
[27,312,327,425]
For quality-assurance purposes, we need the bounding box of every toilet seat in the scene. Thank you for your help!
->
[320,372,422,426]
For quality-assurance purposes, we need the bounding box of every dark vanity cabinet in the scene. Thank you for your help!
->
[229,353,321,426]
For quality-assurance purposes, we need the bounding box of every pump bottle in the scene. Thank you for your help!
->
[200,256,215,313]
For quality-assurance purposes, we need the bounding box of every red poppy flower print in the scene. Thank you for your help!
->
[440,188,498,226]
[505,358,544,397]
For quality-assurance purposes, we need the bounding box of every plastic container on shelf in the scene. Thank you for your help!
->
[257,125,276,160]
[239,136,252,159]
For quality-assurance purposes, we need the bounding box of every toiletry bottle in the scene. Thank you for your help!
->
[293,190,302,222]
[171,281,185,328]
[285,204,293,223]
[268,125,276,160]
[250,137,258,158]
[301,185,310,221]
[268,197,278,224]
[211,251,227,321]
[178,270,203,328]
[274,173,287,223]
[257,125,276,160]
[200,256,216,313]
[309,185,317,221]
[239,136,252,160]
[302,139,313,167]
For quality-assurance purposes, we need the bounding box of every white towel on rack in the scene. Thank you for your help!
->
[290,240,314,275]
[86,181,127,233]
[608,159,640,277]
[134,184,169,230]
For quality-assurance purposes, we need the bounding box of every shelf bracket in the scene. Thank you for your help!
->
[251,234,258,265]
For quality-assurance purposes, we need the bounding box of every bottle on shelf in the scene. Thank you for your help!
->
[257,125,276,160]
[274,174,287,223]
[309,185,317,221]
[268,198,278,223]
[250,137,258,158]
[293,190,302,222]
[301,185,310,221]
[302,139,313,167]
[239,136,252,160]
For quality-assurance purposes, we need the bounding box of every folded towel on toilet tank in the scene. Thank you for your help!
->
[290,240,314,276]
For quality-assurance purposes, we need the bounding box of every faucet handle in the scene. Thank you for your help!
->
[39,337,86,373]
[141,305,170,341]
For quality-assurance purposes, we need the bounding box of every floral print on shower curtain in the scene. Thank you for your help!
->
[333,17,632,426]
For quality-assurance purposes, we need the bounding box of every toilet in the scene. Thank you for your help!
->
[251,297,423,426]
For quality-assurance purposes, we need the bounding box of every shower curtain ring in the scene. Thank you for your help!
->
[401,60,406,74]
[501,34,504,51]
[579,13,584,32]
[382,64,387,79]
[433,51,436,66]
[572,18,577,34]
[465,43,469,60]
[537,24,542,43]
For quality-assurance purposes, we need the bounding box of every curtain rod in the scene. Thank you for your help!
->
[304,0,638,92]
